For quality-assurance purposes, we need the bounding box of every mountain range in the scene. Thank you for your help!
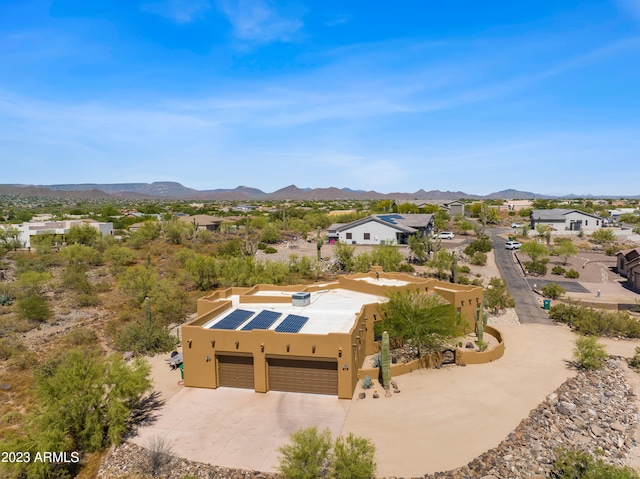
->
[0,182,636,201]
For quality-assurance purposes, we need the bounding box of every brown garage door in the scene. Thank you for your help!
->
[218,354,254,389]
[268,357,338,395]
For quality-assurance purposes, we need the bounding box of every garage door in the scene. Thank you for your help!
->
[268,357,338,395]
[218,354,254,389]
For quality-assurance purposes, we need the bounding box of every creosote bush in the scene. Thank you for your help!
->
[552,447,639,478]
[542,282,565,299]
[278,427,376,479]
[573,335,608,370]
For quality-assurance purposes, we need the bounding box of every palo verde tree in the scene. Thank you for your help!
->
[553,239,579,265]
[1,347,150,478]
[379,289,464,357]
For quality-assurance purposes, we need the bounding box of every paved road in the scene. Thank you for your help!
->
[488,228,553,324]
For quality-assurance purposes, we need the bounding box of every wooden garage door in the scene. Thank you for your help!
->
[218,355,254,389]
[268,357,338,395]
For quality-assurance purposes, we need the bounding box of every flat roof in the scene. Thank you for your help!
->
[203,289,386,334]
[354,277,412,287]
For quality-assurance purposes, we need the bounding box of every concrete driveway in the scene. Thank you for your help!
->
[131,387,350,472]
[489,228,552,324]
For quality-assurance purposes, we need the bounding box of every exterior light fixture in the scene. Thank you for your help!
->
[188,340,192,348]
[338,348,342,358]
[312,345,316,354]
[205,355,211,362]
[235,341,239,349]
[286,344,290,352]
[210,340,215,348]
[260,343,265,352]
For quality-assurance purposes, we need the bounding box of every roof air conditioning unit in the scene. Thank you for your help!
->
[292,292,311,307]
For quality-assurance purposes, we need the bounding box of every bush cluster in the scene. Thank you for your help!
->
[552,266,566,275]
[573,335,608,370]
[524,259,548,276]
[278,427,376,479]
[549,302,640,338]
[470,252,487,266]
[553,447,639,478]
[463,235,492,256]
[565,268,580,279]
[541,282,565,299]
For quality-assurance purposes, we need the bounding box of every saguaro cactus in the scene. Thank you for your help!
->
[451,251,458,284]
[381,331,391,390]
[145,296,151,322]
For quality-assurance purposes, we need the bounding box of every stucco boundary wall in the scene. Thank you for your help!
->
[357,325,504,380]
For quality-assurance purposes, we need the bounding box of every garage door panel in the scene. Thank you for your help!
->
[268,358,337,395]
[218,355,254,389]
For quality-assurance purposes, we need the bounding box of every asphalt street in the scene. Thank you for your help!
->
[488,228,554,324]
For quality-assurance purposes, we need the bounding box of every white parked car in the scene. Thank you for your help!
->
[505,241,522,250]
[437,232,455,240]
[510,222,525,228]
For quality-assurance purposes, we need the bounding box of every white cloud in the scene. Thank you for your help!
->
[140,0,211,24]
[215,0,302,43]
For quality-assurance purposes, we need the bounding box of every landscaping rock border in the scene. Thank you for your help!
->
[98,359,638,479]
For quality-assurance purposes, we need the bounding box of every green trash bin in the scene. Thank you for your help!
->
[179,362,184,380]
[543,299,551,310]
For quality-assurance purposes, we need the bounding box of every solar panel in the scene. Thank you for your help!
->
[210,309,254,330]
[241,310,282,331]
[378,214,403,224]
[275,314,309,333]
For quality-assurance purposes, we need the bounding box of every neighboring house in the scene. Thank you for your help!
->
[617,248,640,293]
[330,214,434,245]
[530,209,604,232]
[178,214,224,232]
[401,200,465,216]
[182,268,483,399]
[608,208,638,221]
[16,219,113,248]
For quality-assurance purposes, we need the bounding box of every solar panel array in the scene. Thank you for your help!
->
[241,310,282,331]
[275,314,309,333]
[210,309,254,330]
[377,214,403,225]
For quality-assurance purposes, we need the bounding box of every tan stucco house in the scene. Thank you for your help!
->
[181,269,482,399]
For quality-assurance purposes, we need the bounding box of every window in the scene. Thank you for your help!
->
[346,233,352,239]
[364,233,370,240]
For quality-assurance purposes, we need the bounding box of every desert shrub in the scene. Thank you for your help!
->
[459,265,471,274]
[605,245,622,256]
[565,269,580,279]
[470,252,487,266]
[260,224,282,244]
[471,278,483,286]
[263,246,277,254]
[524,259,548,276]
[16,294,52,321]
[0,335,27,361]
[590,228,616,244]
[484,277,515,311]
[458,275,470,285]
[330,433,377,479]
[63,327,98,346]
[542,282,565,299]
[573,335,608,370]
[141,436,175,478]
[549,303,640,338]
[115,319,178,355]
[629,347,640,370]
[552,447,639,478]
[372,352,381,368]
[362,376,373,389]
[278,427,332,479]
[463,235,492,255]
[552,266,566,275]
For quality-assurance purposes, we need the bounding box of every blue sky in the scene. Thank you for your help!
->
[1,0,639,196]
